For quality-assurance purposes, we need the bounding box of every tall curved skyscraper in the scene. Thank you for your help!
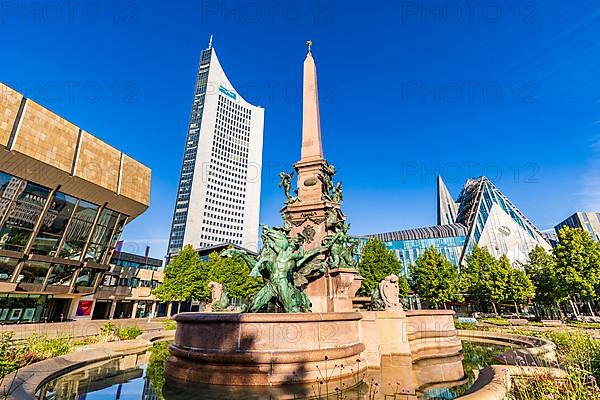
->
[167,39,264,256]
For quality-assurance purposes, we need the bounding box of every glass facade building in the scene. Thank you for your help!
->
[555,212,600,242]
[360,224,467,276]
[363,176,552,274]
[167,39,264,257]
[0,82,150,323]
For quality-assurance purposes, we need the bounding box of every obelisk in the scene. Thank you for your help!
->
[281,41,362,312]
[301,41,324,163]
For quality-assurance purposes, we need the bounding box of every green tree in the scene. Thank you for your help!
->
[524,245,565,318]
[553,227,600,315]
[505,266,535,317]
[358,239,408,297]
[410,247,463,309]
[206,251,263,300]
[483,255,511,315]
[153,245,208,303]
[463,245,498,307]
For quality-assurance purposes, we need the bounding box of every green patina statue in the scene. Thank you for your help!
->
[221,226,324,313]
[279,171,295,203]
[322,223,359,270]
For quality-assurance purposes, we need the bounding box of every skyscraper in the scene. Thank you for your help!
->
[167,39,264,256]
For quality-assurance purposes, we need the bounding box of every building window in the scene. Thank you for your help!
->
[0,181,51,252]
[31,192,78,256]
[86,208,119,263]
[46,264,76,286]
[18,261,51,285]
[59,200,99,260]
[0,257,18,281]
[75,268,101,289]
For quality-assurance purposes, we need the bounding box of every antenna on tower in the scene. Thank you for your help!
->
[208,35,213,49]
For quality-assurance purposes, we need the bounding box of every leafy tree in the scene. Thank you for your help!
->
[410,247,463,309]
[463,245,498,307]
[205,251,263,300]
[358,239,409,297]
[153,244,208,303]
[482,255,511,315]
[553,227,600,314]
[524,245,565,318]
[505,266,535,316]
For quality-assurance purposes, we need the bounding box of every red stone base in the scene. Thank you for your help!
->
[164,312,367,386]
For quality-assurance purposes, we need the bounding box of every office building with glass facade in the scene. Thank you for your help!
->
[555,212,600,242]
[167,39,264,257]
[0,82,150,323]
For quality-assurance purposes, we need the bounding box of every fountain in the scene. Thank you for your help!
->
[164,42,462,391]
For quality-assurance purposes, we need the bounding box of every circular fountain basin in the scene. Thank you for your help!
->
[165,312,367,386]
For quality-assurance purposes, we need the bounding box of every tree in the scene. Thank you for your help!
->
[358,239,409,297]
[524,245,564,318]
[205,251,263,300]
[410,247,463,309]
[553,227,600,315]
[505,267,535,317]
[153,244,209,304]
[482,255,511,315]
[463,245,498,308]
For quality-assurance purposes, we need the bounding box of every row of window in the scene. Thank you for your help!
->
[0,256,102,289]
[0,172,127,264]
[202,218,242,231]
[167,49,213,253]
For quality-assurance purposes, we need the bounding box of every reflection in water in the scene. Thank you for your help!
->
[38,342,509,400]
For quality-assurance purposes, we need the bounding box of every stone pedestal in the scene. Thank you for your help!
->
[165,312,367,386]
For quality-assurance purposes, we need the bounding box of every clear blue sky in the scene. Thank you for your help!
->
[1,1,599,259]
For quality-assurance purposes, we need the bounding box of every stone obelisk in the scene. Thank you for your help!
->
[281,42,362,312]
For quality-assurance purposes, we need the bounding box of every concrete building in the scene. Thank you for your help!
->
[555,212,600,242]
[0,82,151,323]
[167,38,264,257]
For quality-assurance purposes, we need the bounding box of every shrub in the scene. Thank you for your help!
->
[162,320,177,331]
[454,320,478,330]
[481,317,510,326]
[118,326,142,340]
[0,333,73,379]
[99,322,120,341]
[511,331,600,399]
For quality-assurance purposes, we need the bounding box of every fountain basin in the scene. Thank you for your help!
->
[165,312,367,386]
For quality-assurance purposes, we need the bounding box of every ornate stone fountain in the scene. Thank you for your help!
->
[164,42,462,390]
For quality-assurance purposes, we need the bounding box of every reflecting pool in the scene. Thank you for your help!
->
[38,341,510,400]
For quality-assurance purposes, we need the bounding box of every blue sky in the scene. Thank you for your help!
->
[1,1,599,259]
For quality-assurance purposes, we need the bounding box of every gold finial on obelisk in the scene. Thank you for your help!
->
[306,40,313,53]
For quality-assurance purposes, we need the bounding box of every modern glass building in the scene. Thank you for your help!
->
[167,38,264,257]
[0,82,150,323]
[450,176,552,265]
[362,176,551,273]
[555,212,600,241]
[361,224,467,275]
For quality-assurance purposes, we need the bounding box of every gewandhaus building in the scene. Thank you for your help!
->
[0,82,150,323]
